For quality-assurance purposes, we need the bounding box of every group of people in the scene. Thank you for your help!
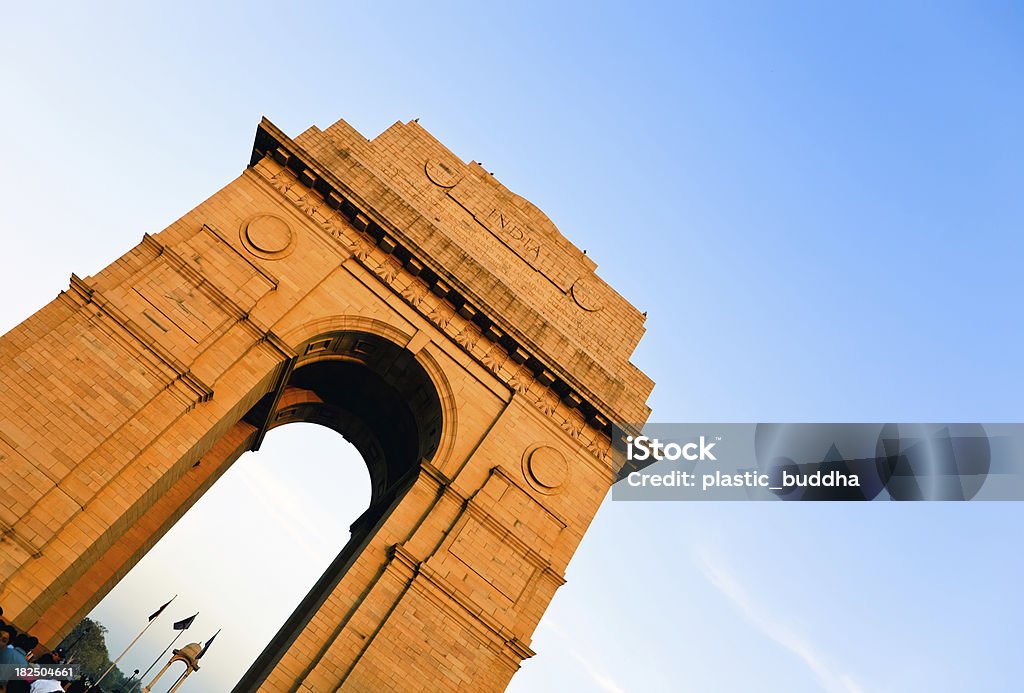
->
[0,607,101,693]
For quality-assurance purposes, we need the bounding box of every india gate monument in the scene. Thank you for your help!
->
[0,116,652,690]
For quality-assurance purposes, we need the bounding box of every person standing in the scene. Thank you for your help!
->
[1,635,38,693]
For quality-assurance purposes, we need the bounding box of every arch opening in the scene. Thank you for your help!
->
[245,329,445,506]
[76,330,445,690]
[234,330,446,689]
[83,425,372,691]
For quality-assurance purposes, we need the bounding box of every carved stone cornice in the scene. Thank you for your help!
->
[412,462,567,588]
[387,544,537,669]
[248,152,618,471]
[140,231,294,361]
[65,274,214,405]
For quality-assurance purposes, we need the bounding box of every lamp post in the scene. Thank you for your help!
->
[121,668,141,691]
[64,626,91,663]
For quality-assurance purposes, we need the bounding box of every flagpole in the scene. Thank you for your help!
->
[131,629,186,693]
[94,595,176,688]
[197,629,221,660]
[131,612,198,693]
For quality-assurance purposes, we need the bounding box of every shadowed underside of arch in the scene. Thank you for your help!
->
[244,331,444,504]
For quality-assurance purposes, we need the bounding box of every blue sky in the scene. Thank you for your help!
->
[1,2,1022,691]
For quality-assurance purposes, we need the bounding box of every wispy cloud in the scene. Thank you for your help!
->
[693,546,865,693]
[542,618,626,693]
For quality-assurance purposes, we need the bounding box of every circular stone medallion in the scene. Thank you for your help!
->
[240,214,296,259]
[424,159,462,188]
[523,445,569,494]
[571,279,604,312]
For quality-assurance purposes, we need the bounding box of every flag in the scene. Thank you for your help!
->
[197,629,220,660]
[148,596,176,622]
[173,613,198,630]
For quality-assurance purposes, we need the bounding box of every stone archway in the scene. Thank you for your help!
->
[248,330,448,503]
[0,116,652,691]
[234,329,449,691]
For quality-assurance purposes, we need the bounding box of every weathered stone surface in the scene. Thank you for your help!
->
[0,117,652,691]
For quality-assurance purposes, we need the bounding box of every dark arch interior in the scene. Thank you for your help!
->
[234,330,443,690]
[290,361,420,471]
[243,330,443,505]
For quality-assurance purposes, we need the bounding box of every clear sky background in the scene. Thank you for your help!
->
[1,2,1022,691]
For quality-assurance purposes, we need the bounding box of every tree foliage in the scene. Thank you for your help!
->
[57,618,129,690]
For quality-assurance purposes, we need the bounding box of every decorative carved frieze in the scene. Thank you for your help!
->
[250,154,615,469]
